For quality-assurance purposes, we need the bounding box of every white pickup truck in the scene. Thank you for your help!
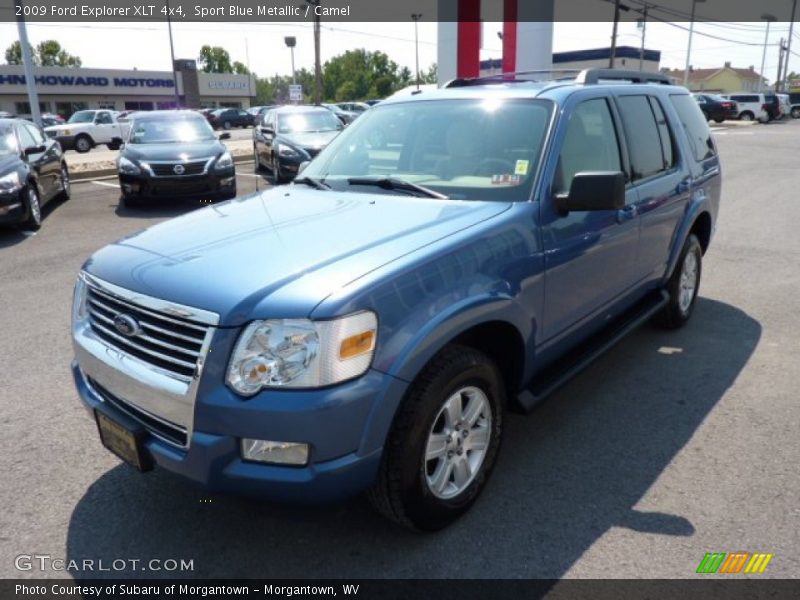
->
[43,109,130,153]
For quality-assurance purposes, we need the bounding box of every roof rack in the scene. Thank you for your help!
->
[443,68,673,88]
[443,69,581,88]
[575,69,673,85]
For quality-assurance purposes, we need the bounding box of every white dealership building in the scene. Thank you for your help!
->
[0,59,256,117]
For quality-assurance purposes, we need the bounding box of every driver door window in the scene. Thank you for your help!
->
[554,98,622,196]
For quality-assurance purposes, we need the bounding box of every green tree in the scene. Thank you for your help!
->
[232,61,249,75]
[420,63,438,84]
[36,40,82,67]
[198,45,233,73]
[5,41,37,66]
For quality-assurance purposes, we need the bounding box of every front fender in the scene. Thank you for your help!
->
[358,295,532,455]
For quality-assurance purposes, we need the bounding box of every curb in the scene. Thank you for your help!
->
[71,154,255,183]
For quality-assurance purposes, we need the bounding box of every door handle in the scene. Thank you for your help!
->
[677,178,691,194]
[616,205,637,223]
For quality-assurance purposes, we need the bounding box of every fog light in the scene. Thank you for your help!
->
[241,439,309,466]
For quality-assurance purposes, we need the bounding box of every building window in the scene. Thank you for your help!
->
[97,101,116,110]
[219,101,241,108]
[14,101,50,115]
[156,101,178,110]
[199,101,217,109]
[55,102,88,119]
[124,101,154,111]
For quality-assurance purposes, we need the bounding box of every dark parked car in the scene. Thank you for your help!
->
[763,94,783,121]
[253,105,343,182]
[0,118,70,230]
[207,108,253,129]
[693,94,738,123]
[115,110,236,208]
[321,103,357,125]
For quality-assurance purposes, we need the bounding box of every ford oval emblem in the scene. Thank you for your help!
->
[173,164,185,175]
[113,313,142,337]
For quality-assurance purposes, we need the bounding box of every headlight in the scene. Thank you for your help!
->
[118,156,141,175]
[277,144,300,158]
[226,311,377,395]
[215,151,233,171]
[0,171,21,193]
[71,274,89,327]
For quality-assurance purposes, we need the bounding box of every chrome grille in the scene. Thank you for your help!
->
[149,159,209,177]
[85,284,209,381]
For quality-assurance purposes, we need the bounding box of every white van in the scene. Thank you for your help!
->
[720,93,769,123]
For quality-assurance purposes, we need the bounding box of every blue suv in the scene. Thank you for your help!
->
[71,69,721,531]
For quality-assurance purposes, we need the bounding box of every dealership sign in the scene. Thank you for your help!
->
[0,74,174,88]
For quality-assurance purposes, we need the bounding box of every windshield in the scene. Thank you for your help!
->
[68,111,96,124]
[128,117,216,144]
[278,111,342,133]
[0,128,17,155]
[303,98,553,201]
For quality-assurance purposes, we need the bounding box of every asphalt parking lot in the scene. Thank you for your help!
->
[1,119,799,580]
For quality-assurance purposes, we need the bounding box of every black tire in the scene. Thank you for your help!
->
[791,107,800,119]
[656,234,703,329]
[107,140,121,151]
[254,145,262,172]
[57,163,71,201]
[740,111,754,122]
[74,134,93,153]
[21,185,42,231]
[713,117,724,123]
[272,155,287,184]
[367,344,505,531]
[121,194,142,209]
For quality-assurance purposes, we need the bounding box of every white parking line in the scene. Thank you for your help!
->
[91,180,120,189]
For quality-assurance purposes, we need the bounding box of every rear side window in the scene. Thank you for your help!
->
[616,95,671,181]
[670,94,715,162]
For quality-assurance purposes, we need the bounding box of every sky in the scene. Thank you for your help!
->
[0,20,797,83]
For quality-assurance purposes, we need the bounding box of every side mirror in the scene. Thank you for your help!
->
[24,144,46,156]
[555,171,625,213]
[218,132,231,140]
[298,161,310,174]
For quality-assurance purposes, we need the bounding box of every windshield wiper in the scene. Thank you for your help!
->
[347,177,448,200]
[293,176,330,190]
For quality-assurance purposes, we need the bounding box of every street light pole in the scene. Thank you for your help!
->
[609,0,621,68]
[165,0,181,108]
[683,0,706,87]
[411,13,422,89]
[313,0,321,105]
[284,36,297,85]
[759,14,776,93]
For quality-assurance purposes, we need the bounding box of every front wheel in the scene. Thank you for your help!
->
[792,107,800,119]
[57,163,71,201]
[656,234,702,329]
[22,186,42,231]
[74,135,93,153]
[367,345,505,531]
[713,117,724,123]
[739,111,754,122]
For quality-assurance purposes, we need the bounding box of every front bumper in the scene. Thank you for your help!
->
[0,188,25,224]
[71,359,401,503]
[119,169,236,200]
[49,134,77,150]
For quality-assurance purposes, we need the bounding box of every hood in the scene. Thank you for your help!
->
[121,141,225,162]
[0,154,22,174]
[44,123,80,133]
[84,189,511,326]
[278,130,339,151]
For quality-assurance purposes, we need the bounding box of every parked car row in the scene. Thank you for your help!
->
[706,91,799,123]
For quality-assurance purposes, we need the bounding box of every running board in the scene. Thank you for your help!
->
[517,290,669,412]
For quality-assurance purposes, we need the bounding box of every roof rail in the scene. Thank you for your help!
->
[575,69,673,85]
[443,69,581,88]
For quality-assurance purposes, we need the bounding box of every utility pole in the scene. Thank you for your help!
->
[783,0,797,92]
[15,0,41,127]
[638,4,649,72]
[776,38,785,91]
[684,0,706,87]
[759,14,776,93]
[609,0,621,68]
[313,0,322,105]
